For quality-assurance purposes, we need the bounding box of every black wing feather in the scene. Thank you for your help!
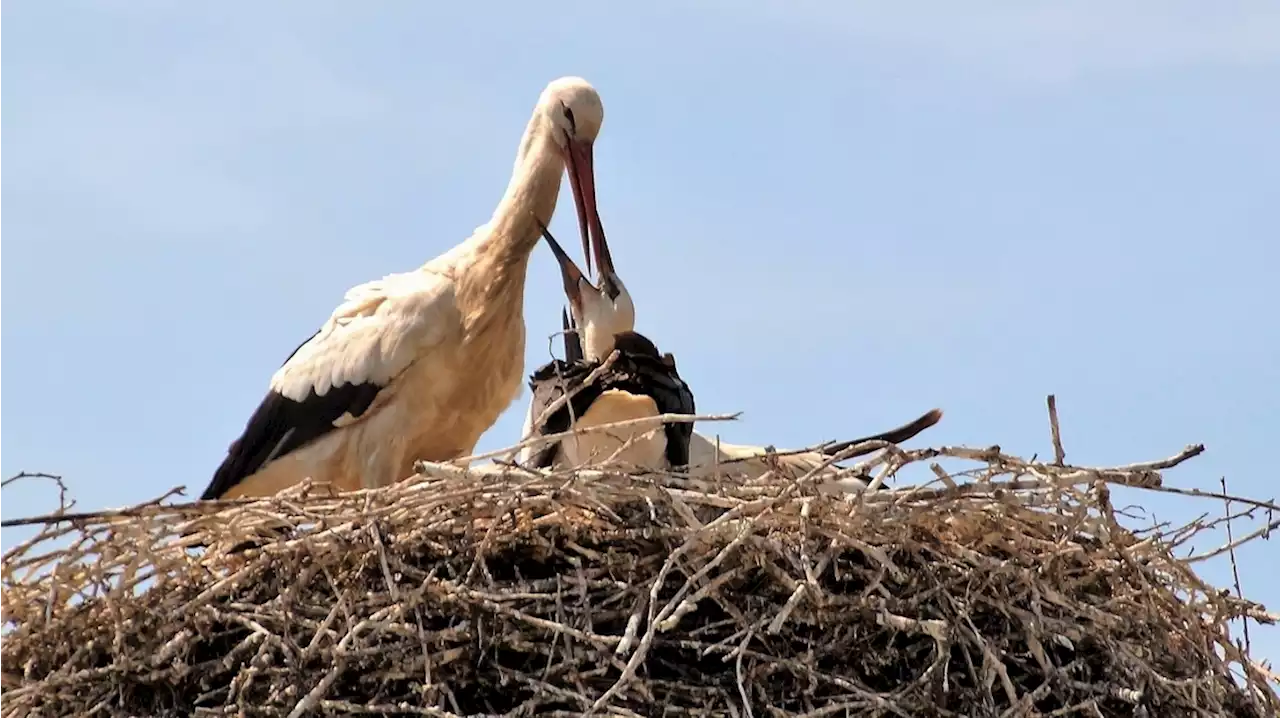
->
[200,332,386,500]
[612,332,696,468]
[645,360,696,468]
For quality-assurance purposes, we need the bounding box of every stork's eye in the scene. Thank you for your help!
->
[562,104,577,133]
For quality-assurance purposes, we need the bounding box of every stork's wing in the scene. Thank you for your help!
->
[200,271,459,500]
[520,343,697,470]
[629,354,697,468]
[518,358,593,468]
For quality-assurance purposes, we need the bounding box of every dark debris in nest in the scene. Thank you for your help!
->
[3,440,1277,717]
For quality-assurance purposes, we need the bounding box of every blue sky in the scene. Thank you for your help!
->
[4,1,1279,667]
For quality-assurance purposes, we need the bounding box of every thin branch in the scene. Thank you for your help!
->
[1220,475,1251,655]
[2,472,72,513]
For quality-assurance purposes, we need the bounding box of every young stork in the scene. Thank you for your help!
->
[518,222,696,471]
[199,77,610,501]
[515,224,942,484]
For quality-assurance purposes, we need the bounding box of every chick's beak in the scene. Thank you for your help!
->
[563,139,610,279]
[536,218,588,314]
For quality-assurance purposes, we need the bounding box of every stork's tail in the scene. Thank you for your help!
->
[821,408,944,459]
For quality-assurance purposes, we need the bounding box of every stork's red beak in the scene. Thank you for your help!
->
[562,139,612,279]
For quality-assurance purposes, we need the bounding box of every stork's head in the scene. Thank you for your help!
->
[535,218,635,362]
[538,77,609,278]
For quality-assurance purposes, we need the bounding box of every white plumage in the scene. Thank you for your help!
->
[272,271,456,404]
[200,76,610,501]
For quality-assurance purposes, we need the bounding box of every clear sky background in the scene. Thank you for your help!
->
[4,1,1278,669]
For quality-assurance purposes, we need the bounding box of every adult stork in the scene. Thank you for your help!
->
[517,222,696,471]
[515,223,942,484]
[199,77,609,501]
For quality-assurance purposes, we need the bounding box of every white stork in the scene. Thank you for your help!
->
[517,222,696,471]
[515,223,942,486]
[199,76,610,501]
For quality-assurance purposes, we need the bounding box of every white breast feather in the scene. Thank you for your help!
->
[269,270,459,402]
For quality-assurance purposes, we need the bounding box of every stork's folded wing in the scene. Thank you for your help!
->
[200,271,458,500]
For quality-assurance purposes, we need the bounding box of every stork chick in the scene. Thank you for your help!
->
[199,76,610,501]
[515,221,943,486]
[518,222,695,471]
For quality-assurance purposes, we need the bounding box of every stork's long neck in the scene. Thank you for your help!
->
[455,116,564,337]
[482,116,565,265]
[582,324,618,362]
[578,284,636,362]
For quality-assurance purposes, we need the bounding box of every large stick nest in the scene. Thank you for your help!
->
[3,436,1277,717]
